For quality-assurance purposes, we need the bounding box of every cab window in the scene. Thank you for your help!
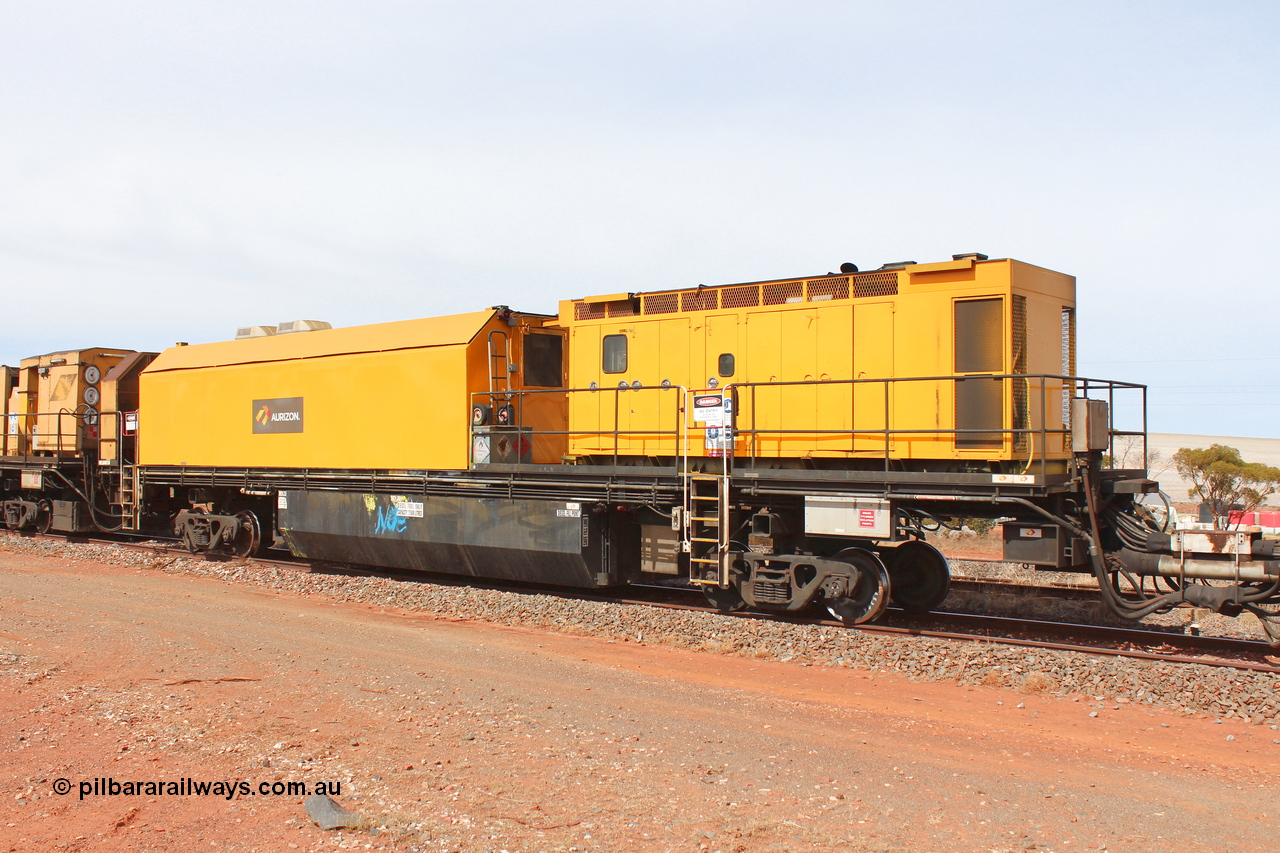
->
[603,335,628,373]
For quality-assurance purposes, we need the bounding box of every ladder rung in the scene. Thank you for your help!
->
[690,516,720,523]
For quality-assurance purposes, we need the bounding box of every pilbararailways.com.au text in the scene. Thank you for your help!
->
[54,777,344,801]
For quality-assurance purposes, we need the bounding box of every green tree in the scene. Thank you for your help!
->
[1172,444,1280,529]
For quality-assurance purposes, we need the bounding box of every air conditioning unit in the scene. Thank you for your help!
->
[275,320,333,335]
[235,325,277,340]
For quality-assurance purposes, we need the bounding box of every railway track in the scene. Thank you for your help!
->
[6,529,1280,674]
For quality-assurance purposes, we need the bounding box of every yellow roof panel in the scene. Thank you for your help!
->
[146,309,497,373]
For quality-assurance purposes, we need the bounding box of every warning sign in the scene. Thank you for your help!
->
[693,393,724,426]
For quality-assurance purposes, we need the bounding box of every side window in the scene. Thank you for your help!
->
[718,353,735,377]
[602,334,628,374]
[523,333,564,388]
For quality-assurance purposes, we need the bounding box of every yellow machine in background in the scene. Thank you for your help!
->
[3,347,140,457]
[560,254,1077,468]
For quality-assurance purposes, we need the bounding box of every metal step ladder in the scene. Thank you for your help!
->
[488,330,511,397]
[118,465,141,531]
[685,472,730,587]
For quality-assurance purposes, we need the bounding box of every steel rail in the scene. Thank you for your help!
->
[4,529,1278,674]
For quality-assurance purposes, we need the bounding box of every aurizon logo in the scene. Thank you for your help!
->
[252,397,304,433]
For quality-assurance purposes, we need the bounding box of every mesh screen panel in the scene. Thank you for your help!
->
[954,298,1004,373]
[853,271,899,298]
[643,293,679,314]
[1061,307,1076,424]
[806,276,850,301]
[956,377,1003,449]
[1012,295,1028,451]
[681,290,719,312]
[762,282,803,305]
[720,285,760,308]
[575,302,605,321]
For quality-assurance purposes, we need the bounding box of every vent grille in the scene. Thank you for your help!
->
[575,302,605,321]
[853,271,899,298]
[720,285,760,308]
[954,298,1004,373]
[643,293,680,315]
[762,281,803,305]
[1013,295,1028,451]
[807,276,850,301]
[576,271,902,321]
[1061,307,1076,425]
[681,289,719,312]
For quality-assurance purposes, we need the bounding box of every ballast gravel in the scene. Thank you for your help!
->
[4,533,1280,726]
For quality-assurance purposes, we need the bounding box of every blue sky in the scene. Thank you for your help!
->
[2,1,1277,436]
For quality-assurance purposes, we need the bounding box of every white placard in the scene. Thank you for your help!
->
[396,501,424,518]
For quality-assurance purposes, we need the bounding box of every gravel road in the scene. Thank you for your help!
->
[3,535,1279,852]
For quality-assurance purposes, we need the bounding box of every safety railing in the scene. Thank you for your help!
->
[725,373,1147,478]
[468,373,1147,478]
[2,407,131,462]
[469,384,692,471]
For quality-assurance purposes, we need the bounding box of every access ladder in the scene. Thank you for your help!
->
[685,472,731,587]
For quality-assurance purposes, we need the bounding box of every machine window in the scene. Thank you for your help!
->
[523,334,564,388]
[602,335,628,374]
[718,353,735,377]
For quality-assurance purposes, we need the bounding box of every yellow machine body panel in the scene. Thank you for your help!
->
[561,257,1077,463]
[140,311,567,471]
[3,348,136,456]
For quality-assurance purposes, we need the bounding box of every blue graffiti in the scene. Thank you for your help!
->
[374,505,407,535]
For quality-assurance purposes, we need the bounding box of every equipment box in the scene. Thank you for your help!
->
[1002,523,1089,568]
[51,500,94,533]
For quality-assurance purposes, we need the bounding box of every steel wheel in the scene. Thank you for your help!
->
[887,540,951,613]
[826,548,891,626]
[702,582,746,612]
[35,499,53,534]
[230,510,262,558]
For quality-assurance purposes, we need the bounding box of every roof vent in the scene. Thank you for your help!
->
[878,260,917,271]
[275,320,332,335]
[235,325,277,340]
[952,252,989,261]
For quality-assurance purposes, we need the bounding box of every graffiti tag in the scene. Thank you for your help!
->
[374,505,408,535]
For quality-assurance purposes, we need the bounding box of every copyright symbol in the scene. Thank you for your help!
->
[52,778,72,795]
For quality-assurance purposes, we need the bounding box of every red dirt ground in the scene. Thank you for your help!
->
[2,548,1277,852]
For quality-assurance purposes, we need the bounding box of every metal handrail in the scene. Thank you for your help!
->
[1,407,127,464]
[469,372,1148,474]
